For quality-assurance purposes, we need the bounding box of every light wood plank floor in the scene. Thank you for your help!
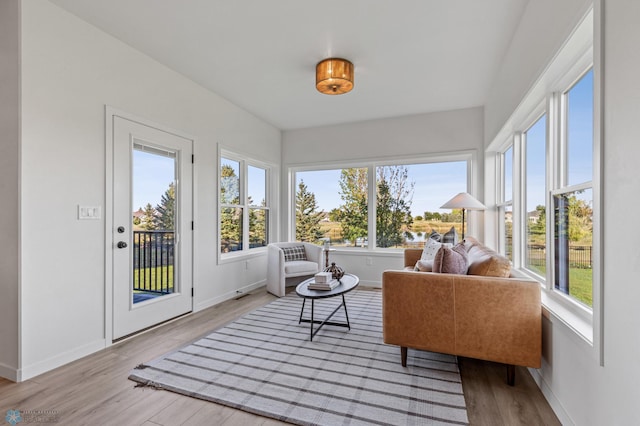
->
[0,288,559,425]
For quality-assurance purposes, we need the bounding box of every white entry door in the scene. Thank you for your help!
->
[112,115,193,339]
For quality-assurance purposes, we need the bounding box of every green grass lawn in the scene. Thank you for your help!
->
[133,265,174,293]
[531,264,592,307]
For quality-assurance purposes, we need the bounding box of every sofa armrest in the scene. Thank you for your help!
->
[382,270,542,369]
[453,274,541,368]
[404,249,422,268]
[303,243,323,272]
[382,270,457,355]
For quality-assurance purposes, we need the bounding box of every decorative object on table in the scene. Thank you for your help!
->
[313,271,332,283]
[307,279,340,291]
[440,192,487,239]
[324,262,345,280]
[316,58,354,95]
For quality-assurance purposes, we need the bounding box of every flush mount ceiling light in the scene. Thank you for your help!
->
[316,58,354,95]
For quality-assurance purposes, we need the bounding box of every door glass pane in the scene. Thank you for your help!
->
[132,144,177,304]
[525,114,547,276]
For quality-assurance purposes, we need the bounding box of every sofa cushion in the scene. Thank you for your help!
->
[467,243,511,277]
[414,259,434,272]
[281,245,307,262]
[442,226,459,244]
[284,260,318,275]
[427,230,442,242]
[420,239,451,261]
[433,243,468,274]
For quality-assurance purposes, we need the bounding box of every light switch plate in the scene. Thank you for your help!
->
[78,205,101,220]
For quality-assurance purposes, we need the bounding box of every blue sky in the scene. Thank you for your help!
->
[526,69,593,210]
[133,149,175,210]
[297,161,468,216]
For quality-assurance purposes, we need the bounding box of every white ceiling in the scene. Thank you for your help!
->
[50,0,529,130]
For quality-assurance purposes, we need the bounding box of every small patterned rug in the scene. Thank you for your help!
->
[129,289,468,425]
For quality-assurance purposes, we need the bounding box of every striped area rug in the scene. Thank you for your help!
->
[129,289,469,425]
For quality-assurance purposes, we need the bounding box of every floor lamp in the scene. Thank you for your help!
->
[440,192,486,240]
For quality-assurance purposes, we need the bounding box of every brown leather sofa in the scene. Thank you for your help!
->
[382,237,541,385]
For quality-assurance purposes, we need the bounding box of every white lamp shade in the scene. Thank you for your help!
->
[440,192,486,210]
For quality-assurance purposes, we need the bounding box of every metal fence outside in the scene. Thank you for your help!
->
[133,230,175,294]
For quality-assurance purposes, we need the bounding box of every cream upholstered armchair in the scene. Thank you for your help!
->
[267,242,323,297]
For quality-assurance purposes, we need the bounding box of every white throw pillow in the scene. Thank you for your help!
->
[420,238,452,261]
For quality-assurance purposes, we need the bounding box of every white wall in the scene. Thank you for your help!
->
[16,0,280,380]
[485,0,640,424]
[0,0,21,381]
[282,108,485,285]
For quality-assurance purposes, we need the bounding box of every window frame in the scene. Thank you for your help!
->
[496,144,514,259]
[288,150,477,252]
[521,110,548,280]
[488,9,601,358]
[218,147,274,263]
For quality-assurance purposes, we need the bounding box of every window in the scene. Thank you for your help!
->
[553,69,594,307]
[293,158,469,249]
[295,168,368,247]
[497,146,514,260]
[489,10,598,349]
[524,114,547,277]
[219,152,271,256]
[494,72,595,308]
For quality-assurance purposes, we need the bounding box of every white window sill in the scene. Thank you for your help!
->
[541,290,593,347]
[218,247,267,264]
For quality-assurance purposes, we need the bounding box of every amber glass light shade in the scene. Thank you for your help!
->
[316,58,354,95]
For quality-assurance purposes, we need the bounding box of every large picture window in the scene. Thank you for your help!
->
[294,158,469,249]
[219,152,271,256]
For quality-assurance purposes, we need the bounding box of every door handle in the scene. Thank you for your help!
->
[117,241,128,249]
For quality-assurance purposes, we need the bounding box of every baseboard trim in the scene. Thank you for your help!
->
[0,362,19,382]
[194,280,266,312]
[528,367,574,426]
[20,339,107,382]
